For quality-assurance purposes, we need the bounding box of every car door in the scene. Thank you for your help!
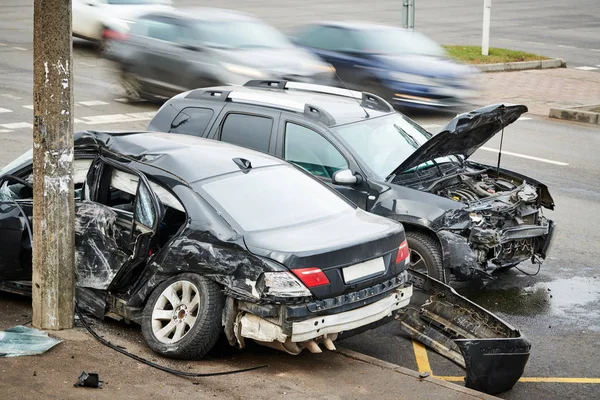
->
[82,157,163,293]
[275,117,371,209]
[206,104,280,154]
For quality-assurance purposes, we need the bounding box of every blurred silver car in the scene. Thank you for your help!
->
[105,7,335,100]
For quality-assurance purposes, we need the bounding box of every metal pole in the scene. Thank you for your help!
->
[32,0,75,330]
[402,0,409,29]
[482,0,492,56]
[408,0,415,31]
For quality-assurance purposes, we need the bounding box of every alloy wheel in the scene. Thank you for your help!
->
[151,280,200,344]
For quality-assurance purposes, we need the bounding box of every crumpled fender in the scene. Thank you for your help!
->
[397,270,531,395]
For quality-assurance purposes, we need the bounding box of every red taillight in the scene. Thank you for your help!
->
[395,239,409,264]
[103,29,129,41]
[291,267,330,288]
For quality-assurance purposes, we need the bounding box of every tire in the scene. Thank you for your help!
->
[405,231,446,283]
[141,273,224,360]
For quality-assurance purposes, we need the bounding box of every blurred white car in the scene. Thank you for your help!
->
[72,0,174,44]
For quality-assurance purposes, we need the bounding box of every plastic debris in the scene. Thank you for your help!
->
[0,325,62,357]
[74,371,104,388]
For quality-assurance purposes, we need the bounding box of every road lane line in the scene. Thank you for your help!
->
[0,43,6,46]
[0,108,13,113]
[22,105,34,110]
[518,117,531,121]
[437,376,600,384]
[1,93,21,100]
[411,340,432,374]
[0,122,33,129]
[574,66,599,71]
[0,129,13,133]
[12,47,27,51]
[558,45,576,49]
[479,147,569,166]
[77,100,109,106]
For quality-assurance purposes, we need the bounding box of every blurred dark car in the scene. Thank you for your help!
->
[290,21,478,111]
[105,7,335,100]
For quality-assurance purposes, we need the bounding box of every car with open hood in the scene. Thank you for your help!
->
[148,80,556,284]
[0,130,414,359]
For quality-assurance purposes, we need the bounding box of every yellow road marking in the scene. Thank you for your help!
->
[411,340,432,374]
[437,376,600,384]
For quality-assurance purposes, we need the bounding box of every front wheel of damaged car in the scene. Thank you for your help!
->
[406,231,447,283]
[141,273,224,359]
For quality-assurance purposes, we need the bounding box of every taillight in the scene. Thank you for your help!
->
[291,267,330,288]
[395,239,409,264]
[103,29,129,41]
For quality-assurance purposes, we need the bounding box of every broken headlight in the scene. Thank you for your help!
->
[258,272,312,298]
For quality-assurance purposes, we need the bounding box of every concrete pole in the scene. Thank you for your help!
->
[32,0,75,330]
[482,0,492,56]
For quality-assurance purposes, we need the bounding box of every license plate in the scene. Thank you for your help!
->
[342,257,385,284]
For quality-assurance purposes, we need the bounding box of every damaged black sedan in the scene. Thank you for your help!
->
[0,131,413,359]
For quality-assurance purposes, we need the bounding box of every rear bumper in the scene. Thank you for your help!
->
[238,284,412,345]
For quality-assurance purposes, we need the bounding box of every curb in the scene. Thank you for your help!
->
[336,347,500,399]
[477,58,566,72]
[549,104,600,125]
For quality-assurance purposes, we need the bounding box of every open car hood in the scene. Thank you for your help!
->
[392,104,528,176]
[398,270,531,395]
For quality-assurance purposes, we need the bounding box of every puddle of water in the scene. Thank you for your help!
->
[459,276,600,318]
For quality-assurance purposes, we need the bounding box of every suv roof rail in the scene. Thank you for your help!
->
[243,79,394,113]
[184,87,336,125]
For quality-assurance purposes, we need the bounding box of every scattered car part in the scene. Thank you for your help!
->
[74,371,104,388]
[397,269,531,394]
[148,82,555,284]
[0,326,62,357]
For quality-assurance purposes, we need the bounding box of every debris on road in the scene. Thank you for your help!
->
[0,325,62,357]
[74,371,104,388]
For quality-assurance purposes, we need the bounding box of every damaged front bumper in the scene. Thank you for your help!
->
[439,217,556,281]
[230,283,413,354]
[397,270,531,394]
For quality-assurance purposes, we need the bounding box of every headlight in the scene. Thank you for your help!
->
[388,71,438,86]
[258,271,312,298]
[223,63,266,79]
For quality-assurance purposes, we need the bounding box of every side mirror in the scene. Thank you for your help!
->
[332,169,360,186]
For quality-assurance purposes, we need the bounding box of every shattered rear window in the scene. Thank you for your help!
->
[195,165,354,232]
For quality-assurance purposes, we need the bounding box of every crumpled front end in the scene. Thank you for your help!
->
[397,270,531,395]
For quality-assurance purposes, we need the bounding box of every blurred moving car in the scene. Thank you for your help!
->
[290,21,478,111]
[72,0,173,45]
[0,131,413,359]
[105,8,335,100]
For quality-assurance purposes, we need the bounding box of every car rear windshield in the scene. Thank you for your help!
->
[195,165,354,232]
[359,28,446,57]
[195,20,292,49]
[333,114,457,179]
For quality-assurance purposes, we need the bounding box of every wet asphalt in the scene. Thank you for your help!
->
[1,1,600,399]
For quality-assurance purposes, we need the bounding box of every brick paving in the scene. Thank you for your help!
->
[474,68,600,116]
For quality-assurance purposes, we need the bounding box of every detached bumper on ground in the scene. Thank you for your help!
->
[397,270,531,395]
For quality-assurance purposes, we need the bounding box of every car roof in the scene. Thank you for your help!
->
[174,82,393,126]
[145,7,258,22]
[309,20,403,32]
[78,131,285,184]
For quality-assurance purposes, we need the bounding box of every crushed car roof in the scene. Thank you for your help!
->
[76,131,283,184]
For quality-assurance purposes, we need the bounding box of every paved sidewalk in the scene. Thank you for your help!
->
[474,68,600,117]
[0,294,496,400]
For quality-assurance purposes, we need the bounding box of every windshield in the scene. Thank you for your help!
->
[334,114,457,179]
[196,165,353,232]
[195,20,292,49]
[0,149,32,177]
[360,28,446,57]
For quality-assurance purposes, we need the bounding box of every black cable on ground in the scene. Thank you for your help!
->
[75,304,268,377]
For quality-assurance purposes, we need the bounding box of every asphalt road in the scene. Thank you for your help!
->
[1,1,600,399]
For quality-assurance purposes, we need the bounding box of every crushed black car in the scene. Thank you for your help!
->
[0,131,414,359]
[148,80,556,284]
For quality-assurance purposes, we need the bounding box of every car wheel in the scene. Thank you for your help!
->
[406,231,446,283]
[119,70,143,101]
[141,273,224,359]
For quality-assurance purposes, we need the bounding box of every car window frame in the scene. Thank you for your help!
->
[211,105,281,154]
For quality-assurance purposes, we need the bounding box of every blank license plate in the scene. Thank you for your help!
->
[342,257,385,284]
